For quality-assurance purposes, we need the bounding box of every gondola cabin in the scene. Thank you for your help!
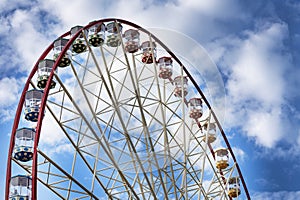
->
[173,76,188,97]
[106,22,123,47]
[227,177,241,198]
[123,29,140,53]
[215,148,229,170]
[202,122,216,143]
[141,41,156,64]
[158,57,173,79]
[53,38,71,67]
[88,22,105,47]
[37,59,56,89]
[13,128,35,162]
[188,98,203,119]
[70,25,88,53]
[9,175,31,200]
[24,89,43,122]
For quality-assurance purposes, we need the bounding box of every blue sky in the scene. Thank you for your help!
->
[0,0,299,199]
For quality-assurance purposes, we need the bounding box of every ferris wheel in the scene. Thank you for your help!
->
[5,18,251,200]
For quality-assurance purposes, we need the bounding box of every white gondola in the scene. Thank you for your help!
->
[106,22,123,47]
[202,122,216,143]
[53,38,71,67]
[88,22,105,47]
[70,25,88,53]
[173,76,188,97]
[141,41,156,64]
[188,98,203,119]
[158,57,173,79]
[123,29,140,53]
[24,89,43,122]
[13,128,35,162]
[228,177,241,198]
[9,175,31,200]
[37,59,56,89]
[215,148,229,170]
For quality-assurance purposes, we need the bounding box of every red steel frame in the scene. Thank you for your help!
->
[5,18,251,200]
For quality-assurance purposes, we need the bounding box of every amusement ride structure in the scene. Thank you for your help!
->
[5,18,250,200]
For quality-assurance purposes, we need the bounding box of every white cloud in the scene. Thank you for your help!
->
[255,141,300,160]
[0,0,34,13]
[244,109,282,148]
[228,22,287,105]
[232,146,246,162]
[39,114,66,146]
[0,77,25,122]
[179,0,248,20]
[10,9,50,72]
[0,0,251,76]
[0,16,10,35]
[0,6,53,74]
[36,0,249,42]
[38,0,105,28]
[38,112,74,157]
[252,191,300,200]
[209,21,292,148]
[0,77,19,107]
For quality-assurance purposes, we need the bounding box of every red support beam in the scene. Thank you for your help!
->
[4,42,53,200]
[31,32,70,200]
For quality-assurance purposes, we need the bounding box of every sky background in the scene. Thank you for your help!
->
[0,0,300,199]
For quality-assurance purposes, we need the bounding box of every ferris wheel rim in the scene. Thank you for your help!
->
[5,18,250,200]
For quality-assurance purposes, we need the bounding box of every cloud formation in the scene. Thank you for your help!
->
[0,77,24,122]
[209,21,294,148]
[252,191,300,200]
